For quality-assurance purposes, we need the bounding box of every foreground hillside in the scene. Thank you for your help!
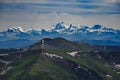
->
[0,38,120,80]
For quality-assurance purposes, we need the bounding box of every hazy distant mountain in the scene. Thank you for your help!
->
[0,22,120,48]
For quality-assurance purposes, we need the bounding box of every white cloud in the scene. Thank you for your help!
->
[0,12,120,31]
[0,0,119,31]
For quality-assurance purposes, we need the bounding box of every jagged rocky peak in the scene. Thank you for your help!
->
[26,28,40,34]
[0,22,120,48]
[7,28,15,32]
[79,26,89,31]
[2,22,118,34]
[91,24,102,29]
[6,27,24,33]
[54,22,66,29]
[68,24,78,30]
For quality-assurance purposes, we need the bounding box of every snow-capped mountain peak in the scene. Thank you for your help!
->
[55,22,66,29]
[52,22,68,33]
[7,27,24,33]
[91,25,102,30]
[26,28,42,37]
[1,23,119,35]
[17,27,24,32]
[7,28,15,32]
[27,28,38,33]
[68,24,78,30]
[0,22,120,48]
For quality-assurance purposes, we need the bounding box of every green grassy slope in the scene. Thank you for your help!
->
[1,38,120,80]
[1,48,120,80]
[45,49,120,80]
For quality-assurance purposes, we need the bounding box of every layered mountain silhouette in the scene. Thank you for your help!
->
[0,22,120,48]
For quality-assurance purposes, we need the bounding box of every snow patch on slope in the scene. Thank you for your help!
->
[44,53,63,59]
[67,51,78,57]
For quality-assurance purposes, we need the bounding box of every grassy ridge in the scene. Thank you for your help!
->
[5,53,37,80]
[1,49,120,80]
[45,49,120,80]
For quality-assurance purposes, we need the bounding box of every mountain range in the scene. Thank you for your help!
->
[0,22,120,48]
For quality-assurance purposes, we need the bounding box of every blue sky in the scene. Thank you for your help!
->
[0,0,120,31]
